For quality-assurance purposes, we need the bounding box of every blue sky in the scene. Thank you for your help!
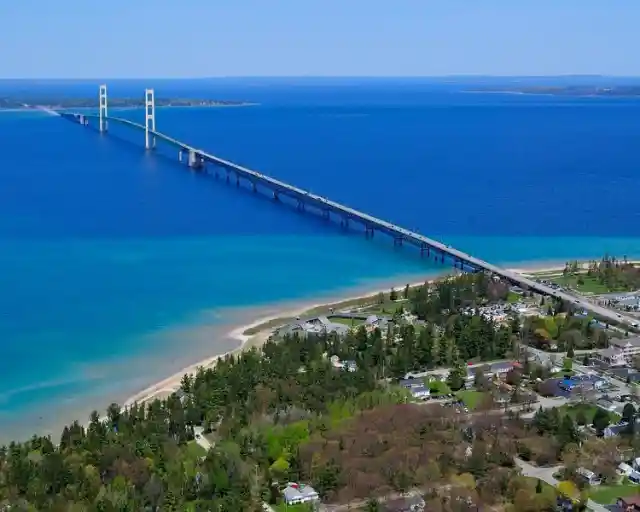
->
[0,1,636,78]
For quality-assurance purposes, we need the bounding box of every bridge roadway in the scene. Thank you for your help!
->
[62,112,640,331]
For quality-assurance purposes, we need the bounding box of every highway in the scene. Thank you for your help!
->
[62,112,640,333]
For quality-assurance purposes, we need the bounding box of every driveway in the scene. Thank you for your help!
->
[193,426,213,452]
[515,458,610,512]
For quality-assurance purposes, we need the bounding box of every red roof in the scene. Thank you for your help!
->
[619,495,640,506]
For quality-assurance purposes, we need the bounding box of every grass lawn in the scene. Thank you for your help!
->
[589,483,640,504]
[184,441,207,461]
[521,476,555,493]
[549,274,625,294]
[507,291,521,303]
[427,380,452,397]
[551,370,574,378]
[560,403,620,423]
[328,316,364,327]
[455,390,487,410]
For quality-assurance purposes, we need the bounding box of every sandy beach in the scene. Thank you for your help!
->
[122,261,569,408]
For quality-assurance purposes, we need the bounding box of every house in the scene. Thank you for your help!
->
[619,463,640,483]
[490,361,520,377]
[576,467,601,486]
[382,494,425,511]
[600,337,640,365]
[598,347,628,367]
[398,379,430,400]
[619,462,635,476]
[365,315,389,330]
[611,367,640,383]
[616,495,640,511]
[343,360,358,372]
[282,482,320,506]
[604,422,631,438]
[278,317,349,338]
[329,356,358,372]
[596,398,617,411]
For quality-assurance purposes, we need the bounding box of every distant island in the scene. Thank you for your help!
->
[467,85,640,97]
[0,96,253,110]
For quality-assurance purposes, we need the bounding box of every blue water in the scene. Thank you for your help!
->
[2,79,640,441]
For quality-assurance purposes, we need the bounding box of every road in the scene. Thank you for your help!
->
[62,111,640,334]
[319,488,430,512]
[515,458,611,512]
[193,426,213,452]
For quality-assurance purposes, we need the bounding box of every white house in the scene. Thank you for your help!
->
[598,348,628,367]
[282,482,319,506]
[398,379,431,400]
[577,467,601,486]
[618,462,634,477]
[597,337,640,366]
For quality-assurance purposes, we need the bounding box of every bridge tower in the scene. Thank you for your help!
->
[145,88,156,150]
[98,84,108,133]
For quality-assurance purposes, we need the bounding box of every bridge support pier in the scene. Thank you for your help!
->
[252,182,257,192]
[273,191,279,201]
[322,209,330,220]
[297,200,305,211]
[420,244,430,257]
[394,237,403,247]
[340,217,349,229]
[179,150,183,163]
[188,149,203,170]
[99,84,108,133]
[365,226,374,239]
[236,174,240,187]
[145,89,156,150]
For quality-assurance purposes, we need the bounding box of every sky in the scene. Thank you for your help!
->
[0,1,637,78]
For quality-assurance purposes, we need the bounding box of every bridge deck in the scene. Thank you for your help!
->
[60,112,640,330]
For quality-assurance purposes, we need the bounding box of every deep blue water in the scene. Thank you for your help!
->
[2,79,640,441]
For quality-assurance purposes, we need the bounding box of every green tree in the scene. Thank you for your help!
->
[575,409,588,426]
[557,415,580,447]
[365,497,381,512]
[622,403,637,424]
[447,362,467,392]
[535,478,543,494]
[592,408,611,436]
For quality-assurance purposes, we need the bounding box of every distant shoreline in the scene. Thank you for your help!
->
[0,103,258,111]
[0,100,256,111]
[464,87,640,98]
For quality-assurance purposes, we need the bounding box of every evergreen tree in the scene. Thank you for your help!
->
[447,362,467,392]
[592,408,611,436]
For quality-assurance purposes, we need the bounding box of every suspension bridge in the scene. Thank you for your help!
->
[59,85,640,330]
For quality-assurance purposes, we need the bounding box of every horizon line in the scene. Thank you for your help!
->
[2,74,640,81]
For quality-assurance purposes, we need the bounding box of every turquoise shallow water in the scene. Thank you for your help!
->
[1,79,640,442]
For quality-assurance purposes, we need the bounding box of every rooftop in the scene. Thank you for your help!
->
[610,336,640,349]
[619,494,640,506]
[282,483,319,504]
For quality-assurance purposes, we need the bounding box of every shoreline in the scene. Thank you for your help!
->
[122,260,569,408]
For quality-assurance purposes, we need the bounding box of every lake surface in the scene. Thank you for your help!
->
[2,79,640,442]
